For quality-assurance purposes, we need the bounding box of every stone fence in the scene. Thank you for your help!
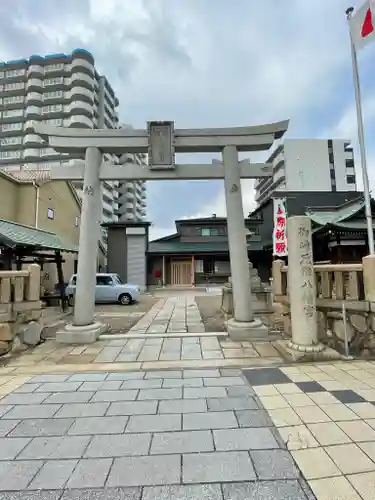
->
[272,216,375,355]
[0,264,43,355]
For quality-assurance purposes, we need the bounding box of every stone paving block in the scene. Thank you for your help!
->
[142,484,223,500]
[84,433,151,458]
[184,387,227,399]
[120,379,162,390]
[30,374,70,383]
[68,373,108,382]
[183,411,238,430]
[9,418,74,437]
[54,403,109,419]
[226,386,255,397]
[200,338,221,350]
[183,451,256,483]
[44,391,94,404]
[159,352,181,361]
[181,346,202,360]
[235,409,273,427]
[0,405,13,418]
[161,339,181,351]
[13,383,42,394]
[36,382,82,393]
[158,399,207,414]
[207,396,258,411]
[219,369,243,377]
[0,460,44,490]
[251,449,300,480]
[0,393,50,405]
[202,351,224,360]
[78,381,122,392]
[0,419,19,437]
[27,459,77,490]
[0,491,63,500]
[150,430,214,455]
[145,371,182,379]
[66,458,112,488]
[0,437,31,459]
[213,427,279,451]
[115,353,138,362]
[222,480,308,500]
[68,416,128,435]
[94,346,123,363]
[138,388,182,400]
[3,404,61,420]
[18,435,91,460]
[60,487,141,500]
[203,377,245,387]
[138,346,163,361]
[107,372,145,381]
[91,390,138,402]
[162,378,203,388]
[107,401,158,416]
[107,454,180,487]
[126,414,181,433]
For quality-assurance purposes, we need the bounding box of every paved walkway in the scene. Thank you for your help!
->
[0,367,315,499]
[244,360,375,500]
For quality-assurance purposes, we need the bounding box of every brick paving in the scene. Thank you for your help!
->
[0,368,315,499]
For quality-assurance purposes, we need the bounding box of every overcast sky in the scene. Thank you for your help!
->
[1,0,375,239]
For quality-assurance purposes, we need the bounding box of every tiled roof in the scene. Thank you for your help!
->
[0,219,77,252]
[148,240,263,254]
[306,198,366,226]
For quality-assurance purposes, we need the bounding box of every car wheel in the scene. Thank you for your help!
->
[119,293,132,305]
[68,295,75,307]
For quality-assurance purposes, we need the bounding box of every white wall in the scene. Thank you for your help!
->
[283,139,332,191]
[332,140,356,191]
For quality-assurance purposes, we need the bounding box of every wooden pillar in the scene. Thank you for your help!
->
[191,255,195,287]
[162,255,166,287]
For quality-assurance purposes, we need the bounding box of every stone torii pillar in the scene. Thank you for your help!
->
[223,145,268,340]
[57,147,107,343]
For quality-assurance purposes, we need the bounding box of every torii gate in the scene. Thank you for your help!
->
[34,120,289,343]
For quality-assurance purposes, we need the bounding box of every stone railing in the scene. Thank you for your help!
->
[272,256,375,354]
[0,264,42,355]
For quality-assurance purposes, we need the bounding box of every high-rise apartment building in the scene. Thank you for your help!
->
[0,49,124,246]
[255,139,357,205]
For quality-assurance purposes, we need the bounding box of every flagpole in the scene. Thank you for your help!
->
[346,7,375,254]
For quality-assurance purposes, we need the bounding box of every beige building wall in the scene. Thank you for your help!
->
[0,174,81,291]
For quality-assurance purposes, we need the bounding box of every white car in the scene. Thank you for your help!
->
[65,273,140,306]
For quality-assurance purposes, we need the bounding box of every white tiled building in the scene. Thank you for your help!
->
[0,49,122,246]
[255,139,357,205]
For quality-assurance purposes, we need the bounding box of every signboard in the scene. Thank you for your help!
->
[147,121,175,170]
[273,198,288,256]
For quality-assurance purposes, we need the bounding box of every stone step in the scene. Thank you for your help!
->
[100,331,228,340]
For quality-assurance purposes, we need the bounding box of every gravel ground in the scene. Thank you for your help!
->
[195,294,226,332]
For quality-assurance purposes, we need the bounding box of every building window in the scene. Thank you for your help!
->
[6,69,25,78]
[44,77,63,86]
[47,208,54,220]
[43,91,64,100]
[346,159,354,169]
[347,174,356,184]
[200,228,219,236]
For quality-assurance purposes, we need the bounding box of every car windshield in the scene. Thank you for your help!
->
[113,275,123,285]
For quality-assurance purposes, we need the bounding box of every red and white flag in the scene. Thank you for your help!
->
[350,0,375,50]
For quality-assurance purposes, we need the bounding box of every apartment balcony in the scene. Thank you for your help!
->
[24,120,37,132]
[125,191,135,201]
[68,115,93,128]
[68,86,94,104]
[26,92,43,105]
[71,72,94,90]
[23,148,41,160]
[25,106,41,119]
[26,79,43,92]
[71,58,95,76]
[68,100,93,117]
[27,65,44,78]
[23,134,43,146]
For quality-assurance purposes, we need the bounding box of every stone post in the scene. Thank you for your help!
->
[56,147,107,344]
[287,216,323,352]
[223,145,267,339]
[363,255,375,302]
